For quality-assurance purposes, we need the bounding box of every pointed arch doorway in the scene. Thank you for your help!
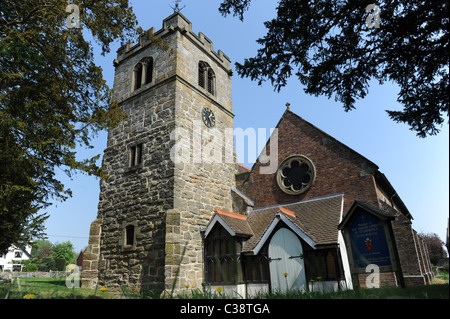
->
[268,228,307,292]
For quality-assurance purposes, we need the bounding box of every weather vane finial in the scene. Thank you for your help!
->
[171,0,186,13]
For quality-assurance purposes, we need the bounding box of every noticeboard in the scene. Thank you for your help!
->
[348,209,392,269]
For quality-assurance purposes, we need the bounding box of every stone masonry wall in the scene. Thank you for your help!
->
[92,28,179,293]
[80,219,101,289]
[165,18,235,292]
[83,12,236,294]
[391,211,428,286]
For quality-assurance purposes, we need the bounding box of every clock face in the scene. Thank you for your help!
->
[202,107,215,128]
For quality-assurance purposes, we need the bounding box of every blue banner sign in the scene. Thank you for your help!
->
[348,209,392,268]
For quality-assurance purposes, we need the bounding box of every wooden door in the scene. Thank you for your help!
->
[268,228,306,292]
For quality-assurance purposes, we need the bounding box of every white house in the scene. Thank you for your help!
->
[0,244,32,272]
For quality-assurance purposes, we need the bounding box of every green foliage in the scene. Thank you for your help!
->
[30,240,53,261]
[219,0,449,137]
[0,0,139,253]
[52,241,76,265]
[27,239,76,271]
[22,262,38,272]
[419,232,447,265]
[29,240,54,270]
[39,258,56,272]
[53,258,66,271]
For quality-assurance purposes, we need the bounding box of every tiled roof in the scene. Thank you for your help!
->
[207,194,344,253]
[237,163,251,173]
[214,209,253,237]
[278,206,296,218]
[242,194,344,253]
[216,208,247,220]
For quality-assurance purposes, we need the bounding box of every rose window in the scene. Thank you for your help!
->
[276,155,316,195]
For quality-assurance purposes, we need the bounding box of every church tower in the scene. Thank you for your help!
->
[81,12,236,294]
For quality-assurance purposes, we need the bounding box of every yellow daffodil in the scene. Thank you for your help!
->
[99,287,107,292]
[23,293,36,299]
[216,287,223,292]
[283,272,288,277]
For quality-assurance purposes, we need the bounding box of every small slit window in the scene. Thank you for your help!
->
[129,144,143,167]
[125,225,135,247]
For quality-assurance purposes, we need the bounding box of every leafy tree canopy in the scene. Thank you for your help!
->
[0,0,138,253]
[419,232,447,265]
[25,239,76,270]
[219,0,449,137]
[52,241,76,263]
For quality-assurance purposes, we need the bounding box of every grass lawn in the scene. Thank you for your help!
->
[1,274,448,299]
[432,271,449,285]
[0,277,116,299]
[256,283,449,299]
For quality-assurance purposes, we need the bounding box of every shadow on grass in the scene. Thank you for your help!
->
[24,279,67,287]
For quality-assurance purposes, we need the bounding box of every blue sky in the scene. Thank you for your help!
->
[43,0,449,253]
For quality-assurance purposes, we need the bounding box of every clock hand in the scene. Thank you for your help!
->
[204,114,211,126]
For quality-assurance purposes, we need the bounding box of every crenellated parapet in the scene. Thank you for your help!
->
[115,12,232,74]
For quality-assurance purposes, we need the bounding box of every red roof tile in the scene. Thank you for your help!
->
[216,208,247,220]
[278,206,296,218]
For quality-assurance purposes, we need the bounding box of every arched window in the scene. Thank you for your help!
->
[134,63,143,91]
[198,61,215,95]
[133,57,154,91]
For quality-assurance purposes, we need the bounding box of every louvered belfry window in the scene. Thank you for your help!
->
[198,61,215,95]
[207,69,214,94]
[133,57,153,91]
[198,63,205,89]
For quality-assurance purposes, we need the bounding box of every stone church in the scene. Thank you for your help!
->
[81,12,433,295]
